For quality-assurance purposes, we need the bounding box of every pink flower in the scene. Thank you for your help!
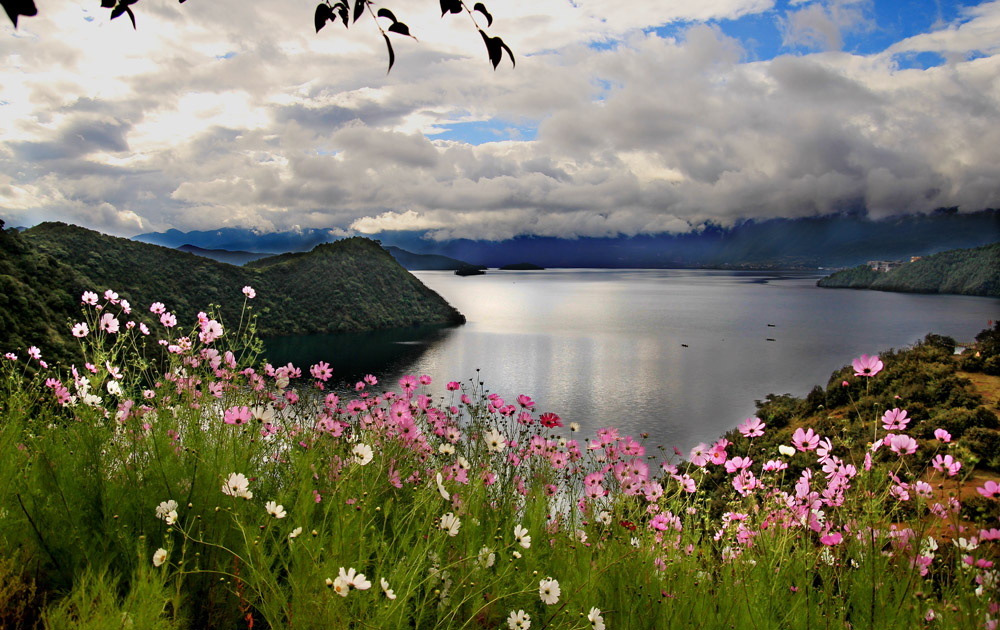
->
[852,354,883,377]
[103,289,119,303]
[399,375,417,395]
[27,346,41,360]
[933,428,951,443]
[724,456,752,474]
[820,532,842,546]
[675,474,696,493]
[791,427,820,452]
[738,416,765,438]
[242,286,256,299]
[539,412,562,428]
[149,302,166,314]
[931,454,961,477]
[99,313,120,334]
[517,394,535,409]
[139,322,150,335]
[310,361,333,382]
[364,374,377,386]
[224,405,251,425]
[887,433,918,456]
[446,381,460,391]
[160,312,177,328]
[419,374,432,385]
[81,291,99,305]
[881,408,909,431]
[199,320,223,344]
[976,481,1000,499]
[689,443,709,467]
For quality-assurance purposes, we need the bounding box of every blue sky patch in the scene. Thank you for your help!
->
[432,119,539,145]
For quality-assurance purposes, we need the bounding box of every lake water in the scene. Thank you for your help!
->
[265,269,1000,452]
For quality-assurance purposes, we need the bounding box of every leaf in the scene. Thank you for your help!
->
[124,5,135,28]
[314,3,332,32]
[100,0,115,8]
[479,30,513,70]
[1,0,38,28]
[376,7,396,23]
[387,21,409,36]
[109,3,125,20]
[473,2,492,27]
[352,0,364,24]
[334,1,348,26]
[383,32,394,73]
[439,0,461,16]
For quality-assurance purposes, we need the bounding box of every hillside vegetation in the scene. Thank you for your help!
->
[817,242,1000,296]
[1,221,464,363]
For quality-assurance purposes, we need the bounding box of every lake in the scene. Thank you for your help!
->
[264,269,1000,452]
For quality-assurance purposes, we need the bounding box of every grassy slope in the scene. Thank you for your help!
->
[817,242,1000,296]
[2,222,464,360]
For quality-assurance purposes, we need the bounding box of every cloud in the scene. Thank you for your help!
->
[1,0,999,240]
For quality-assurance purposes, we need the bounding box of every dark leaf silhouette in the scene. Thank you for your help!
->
[383,32,395,73]
[125,5,135,29]
[440,0,462,16]
[352,0,364,24]
[479,29,514,69]
[1,0,37,28]
[110,4,125,20]
[334,1,348,26]
[376,7,397,22]
[387,21,410,36]
[100,0,115,8]
[315,3,333,32]
[473,2,492,27]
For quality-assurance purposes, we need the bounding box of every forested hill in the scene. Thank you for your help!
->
[1,221,464,363]
[817,242,1000,297]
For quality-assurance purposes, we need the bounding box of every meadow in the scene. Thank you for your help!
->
[0,287,997,629]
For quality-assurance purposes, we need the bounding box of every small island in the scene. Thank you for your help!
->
[817,242,1000,297]
[454,264,486,276]
[498,262,545,270]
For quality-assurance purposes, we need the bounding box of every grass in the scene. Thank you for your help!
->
[0,288,997,629]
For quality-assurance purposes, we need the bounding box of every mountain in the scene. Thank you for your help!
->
[134,226,337,253]
[178,244,276,266]
[817,242,1000,297]
[1,221,464,363]
[383,246,474,270]
[133,209,1000,269]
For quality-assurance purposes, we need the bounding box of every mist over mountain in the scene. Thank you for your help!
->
[134,210,1000,269]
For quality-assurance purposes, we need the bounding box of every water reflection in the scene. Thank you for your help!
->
[263,270,1000,454]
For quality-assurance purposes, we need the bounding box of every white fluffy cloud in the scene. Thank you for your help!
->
[1,0,998,238]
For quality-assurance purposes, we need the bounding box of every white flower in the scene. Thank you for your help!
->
[338,566,371,591]
[484,429,506,452]
[436,472,450,501]
[106,380,123,396]
[289,527,303,539]
[380,577,396,600]
[352,443,374,466]
[507,609,530,630]
[514,524,531,549]
[778,445,796,457]
[332,576,350,597]
[512,550,522,559]
[575,529,588,543]
[954,537,979,552]
[438,443,456,456]
[440,512,461,537]
[569,422,580,432]
[478,546,496,568]
[266,501,287,519]
[71,322,89,338]
[598,510,612,526]
[588,607,605,630]
[155,500,178,520]
[165,510,178,526]
[251,405,275,423]
[920,537,938,557]
[152,548,167,567]
[631,537,640,548]
[221,472,253,499]
[456,456,471,470]
[538,577,560,605]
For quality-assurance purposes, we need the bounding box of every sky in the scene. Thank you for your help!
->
[1,0,999,241]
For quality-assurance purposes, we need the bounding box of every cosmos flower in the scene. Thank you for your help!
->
[852,354,883,377]
[538,577,560,605]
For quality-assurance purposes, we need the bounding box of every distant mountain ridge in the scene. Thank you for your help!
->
[178,244,276,266]
[1,221,464,363]
[133,209,1000,269]
[817,242,1000,297]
